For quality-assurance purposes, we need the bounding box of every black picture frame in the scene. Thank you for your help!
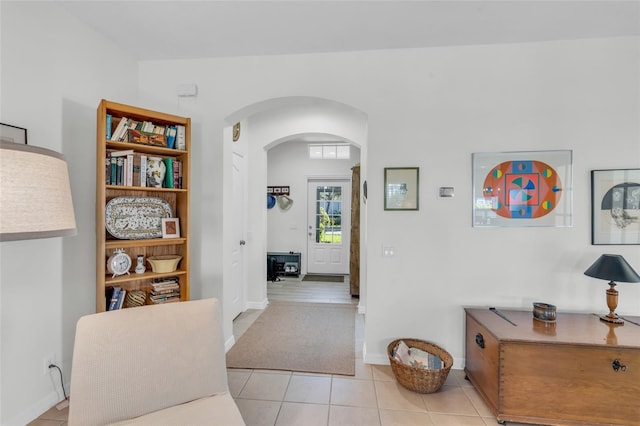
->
[591,168,640,245]
[0,123,27,145]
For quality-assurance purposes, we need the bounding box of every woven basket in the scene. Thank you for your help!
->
[387,338,453,394]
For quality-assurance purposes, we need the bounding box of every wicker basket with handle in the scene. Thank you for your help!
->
[387,338,453,394]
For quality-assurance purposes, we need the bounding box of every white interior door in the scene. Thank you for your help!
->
[230,151,246,319]
[307,179,351,275]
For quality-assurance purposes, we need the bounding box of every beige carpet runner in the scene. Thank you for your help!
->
[226,301,356,376]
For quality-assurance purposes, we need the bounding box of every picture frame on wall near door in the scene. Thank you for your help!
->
[384,167,419,211]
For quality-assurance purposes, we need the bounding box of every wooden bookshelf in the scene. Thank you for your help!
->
[96,100,190,312]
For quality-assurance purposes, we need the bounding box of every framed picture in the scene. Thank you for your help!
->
[384,167,419,210]
[591,168,640,245]
[472,150,573,227]
[0,123,27,144]
[162,218,180,238]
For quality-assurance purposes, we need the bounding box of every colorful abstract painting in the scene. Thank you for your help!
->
[482,160,562,219]
[473,151,572,227]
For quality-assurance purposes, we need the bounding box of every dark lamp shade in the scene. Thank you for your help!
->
[584,254,640,283]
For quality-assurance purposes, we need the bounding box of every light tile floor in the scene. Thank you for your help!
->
[30,277,514,425]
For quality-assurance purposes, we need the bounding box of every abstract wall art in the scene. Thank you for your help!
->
[591,168,640,245]
[472,150,572,227]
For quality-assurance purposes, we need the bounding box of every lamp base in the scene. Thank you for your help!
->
[600,314,624,325]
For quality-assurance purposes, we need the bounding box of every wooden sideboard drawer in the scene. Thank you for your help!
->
[464,308,640,425]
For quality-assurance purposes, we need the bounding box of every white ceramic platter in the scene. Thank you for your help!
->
[105,196,173,239]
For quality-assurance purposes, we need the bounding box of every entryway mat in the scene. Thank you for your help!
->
[302,274,344,283]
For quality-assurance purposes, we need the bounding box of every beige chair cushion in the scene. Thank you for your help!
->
[68,298,244,425]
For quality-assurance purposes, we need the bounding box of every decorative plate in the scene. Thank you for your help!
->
[105,196,173,239]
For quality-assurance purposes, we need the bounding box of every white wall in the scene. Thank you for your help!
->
[267,140,361,274]
[138,37,640,368]
[1,3,638,421]
[0,2,139,424]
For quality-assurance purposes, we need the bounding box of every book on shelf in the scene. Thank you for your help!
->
[116,157,124,185]
[109,157,117,185]
[166,125,177,149]
[106,114,112,140]
[126,153,134,186]
[107,287,121,311]
[111,117,129,141]
[176,125,186,150]
[173,159,181,189]
[163,157,174,188]
[139,154,147,187]
[109,149,134,157]
[116,289,127,310]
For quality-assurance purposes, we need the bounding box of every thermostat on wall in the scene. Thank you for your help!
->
[439,187,454,197]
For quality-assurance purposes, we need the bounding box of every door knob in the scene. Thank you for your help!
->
[239,240,246,246]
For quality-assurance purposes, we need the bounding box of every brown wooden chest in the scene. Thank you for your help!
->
[464,308,640,425]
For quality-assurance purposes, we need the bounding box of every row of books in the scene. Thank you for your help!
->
[106,114,186,150]
[150,277,181,304]
[106,149,183,188]
[106,287,129,310]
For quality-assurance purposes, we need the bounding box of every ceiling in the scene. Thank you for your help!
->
[53,1,640,61]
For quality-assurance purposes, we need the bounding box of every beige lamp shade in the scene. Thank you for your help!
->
[1,140,77,241]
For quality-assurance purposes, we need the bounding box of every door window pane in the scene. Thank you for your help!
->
[315,186,342,244]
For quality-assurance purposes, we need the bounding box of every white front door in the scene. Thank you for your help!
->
[307,179,351,275]
[230,151,246,319]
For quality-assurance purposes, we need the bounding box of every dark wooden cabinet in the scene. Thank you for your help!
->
[465,308,640,425]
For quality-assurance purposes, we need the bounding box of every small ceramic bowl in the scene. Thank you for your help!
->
[147,255,182,273]
[533,302,557,322]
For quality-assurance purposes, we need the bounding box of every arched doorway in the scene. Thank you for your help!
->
[221,97,368,347]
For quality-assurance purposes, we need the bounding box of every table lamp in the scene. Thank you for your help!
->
[584,254,640,325]
[0,140,76,241]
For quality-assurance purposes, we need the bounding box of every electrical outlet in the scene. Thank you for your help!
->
[43,352,55,375]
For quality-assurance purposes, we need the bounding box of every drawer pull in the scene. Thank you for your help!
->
[612,359,627,372]
[475,333,485,349]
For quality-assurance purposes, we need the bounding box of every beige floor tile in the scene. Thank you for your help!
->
[352,359,373,380]
[31,406,69,421]
[330,377,378,408]
[379,408,434,426]
[239,371,292,401]
[328,405,381,426]
[234,398,281,426]
[275,402,329,426]
[26,420,66,426]
[430,413,486,425]
[227,369,252,398]
[371,364,395,381]
[421,385,478,416]
[375,380,427,412]
[450,369,473,387]
[284,375,331,404]
[462,386,494,417]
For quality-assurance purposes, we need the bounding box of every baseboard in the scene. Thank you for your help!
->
[224,335,236,352]
[5,389,63,426]
[245,298,268,310]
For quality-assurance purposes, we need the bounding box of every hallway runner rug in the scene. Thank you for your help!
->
[226,301,355,375]
[302,274,344,282]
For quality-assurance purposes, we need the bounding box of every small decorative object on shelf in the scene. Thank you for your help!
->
[147,255,182,273]
[107,249,132,278]
[146,156,166,188]
[135,255,146,274]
